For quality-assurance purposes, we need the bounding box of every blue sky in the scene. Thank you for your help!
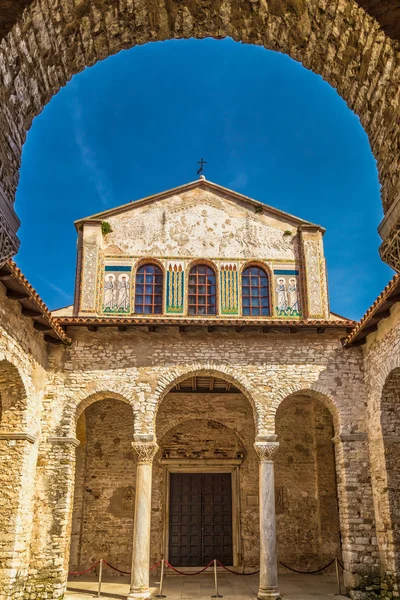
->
[16,38,393,319]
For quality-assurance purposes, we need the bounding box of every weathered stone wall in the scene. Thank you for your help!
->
[0,284,48,600]
[275,396,341,569]
[364,308,400,597]
[69,399,135,574]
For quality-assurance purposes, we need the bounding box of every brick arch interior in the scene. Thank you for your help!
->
[0,0,399,264]
[69,397,135,574]
[274,393,341,570]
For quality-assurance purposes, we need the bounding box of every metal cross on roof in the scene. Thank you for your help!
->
[197,158,207,176]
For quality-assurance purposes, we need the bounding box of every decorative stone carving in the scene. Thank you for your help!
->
[81,246,99,311]
[302,239,323,317]
[0,205,19,265]
[254,441,279,462]
[379,222,400,272]
[131,441,159,464]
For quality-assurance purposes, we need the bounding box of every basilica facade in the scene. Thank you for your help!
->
[0,178,399,600]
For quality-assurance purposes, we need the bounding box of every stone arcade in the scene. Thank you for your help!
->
[0,178,399,600]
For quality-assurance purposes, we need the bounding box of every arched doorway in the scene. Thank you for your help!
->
[275,393,341,569]
[69,397,135,574]
[152,374,258,569]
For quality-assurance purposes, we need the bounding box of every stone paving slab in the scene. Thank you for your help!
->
[66,573,349,600]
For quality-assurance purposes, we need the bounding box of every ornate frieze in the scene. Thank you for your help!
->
[0,205,19,265]
[166,261,184,314]
[80,246,99,312]
[220,264,239,314]
[379,222,400,272]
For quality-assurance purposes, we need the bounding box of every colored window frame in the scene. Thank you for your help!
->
[241,266,270,316]
[135,264,163,314]
[188,264,217,316]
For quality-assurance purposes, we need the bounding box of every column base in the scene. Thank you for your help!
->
[258,586,281,600]
[127,588,151,600]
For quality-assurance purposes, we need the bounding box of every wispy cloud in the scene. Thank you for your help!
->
[70,95,113,208]
[37,275,73,304]
[229,171,249,190]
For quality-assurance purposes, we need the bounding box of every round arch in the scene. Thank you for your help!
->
[0,0,399,264]
[63,388,134,437]
[152,365,260,434]
[0,357,28,429]
[270,384,341,434]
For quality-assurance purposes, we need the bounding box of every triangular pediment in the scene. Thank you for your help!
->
[75,179,321,230]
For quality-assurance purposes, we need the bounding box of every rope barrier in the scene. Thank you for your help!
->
[217,561,260,576]
[279,559,335,574]
[68,561,100,576]
[164,560,214,576]
[102,560,131,575]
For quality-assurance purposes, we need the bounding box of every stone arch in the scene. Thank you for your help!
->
[61,385,135,437]
[0,357,28,430]
[151,364,260,434]
[0,0,400,264]
[152,373,258,567]
[270,384,341,435]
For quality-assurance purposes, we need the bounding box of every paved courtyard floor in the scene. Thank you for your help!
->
[66,572,348,600]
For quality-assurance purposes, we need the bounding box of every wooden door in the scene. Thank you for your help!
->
[169,473,233,566]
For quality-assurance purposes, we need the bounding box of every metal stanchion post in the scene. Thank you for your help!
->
[335,558,342,596]
[155,558,167,598]
[212,559,223,598]
[97,559,103,598]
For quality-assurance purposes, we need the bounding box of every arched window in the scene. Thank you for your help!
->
[188,264,217,316]
[135,263,163,314]
[242,266,270,316]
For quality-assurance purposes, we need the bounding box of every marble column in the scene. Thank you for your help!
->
[128,439,159,600]
[254,440,281,600]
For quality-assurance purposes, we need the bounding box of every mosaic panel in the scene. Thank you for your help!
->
[273,270,302,318]
[166,261,184,314]
[81,246,99,311]
[220,264,239,315]
[102,265,131,314]
[302,240,323,317]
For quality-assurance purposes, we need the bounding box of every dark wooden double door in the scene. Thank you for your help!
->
[169,473,233,567]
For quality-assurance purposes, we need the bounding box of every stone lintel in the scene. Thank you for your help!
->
[0,432,36,443]
[47,436,80,446]
[332,433,367,444]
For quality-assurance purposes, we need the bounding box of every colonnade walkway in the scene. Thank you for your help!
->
[66,573,348,600]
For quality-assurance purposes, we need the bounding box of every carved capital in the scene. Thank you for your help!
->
[131,441,159,464]
[0,204,19,265]
[254,442,279,462]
